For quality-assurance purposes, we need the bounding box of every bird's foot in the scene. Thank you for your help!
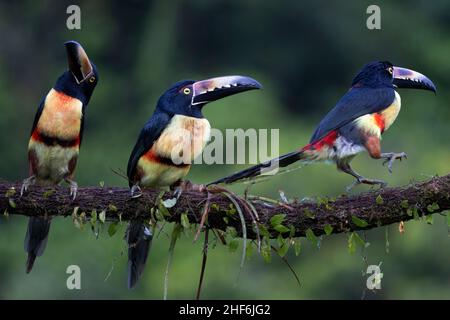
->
[20,176,36,197]
[381,152,407,174]
[346,177,387,192]
[130,184,143,198]
[65,179,78,200]
[172,180,206,200]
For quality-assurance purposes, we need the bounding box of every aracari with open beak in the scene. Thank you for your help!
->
[125,75,261,288]
[210,61,436,190]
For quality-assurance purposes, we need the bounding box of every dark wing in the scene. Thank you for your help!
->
[310,86,395,143]
[127,111,171,186]
[30,98,46,136]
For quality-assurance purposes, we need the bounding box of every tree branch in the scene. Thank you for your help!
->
[1,175,449,239]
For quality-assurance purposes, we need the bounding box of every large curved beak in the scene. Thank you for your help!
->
[192,75,262,105]
[64,40,94,84]
[393,66,436,93]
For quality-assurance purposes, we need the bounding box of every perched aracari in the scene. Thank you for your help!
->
[126,75,261,288]
[21,41,98,272]
[210,61,436,189]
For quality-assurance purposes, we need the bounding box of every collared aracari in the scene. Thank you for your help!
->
[20,41,98,273]
[210,61,436,189]
[126,75,261,288]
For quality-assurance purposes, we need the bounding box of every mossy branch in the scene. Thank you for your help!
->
[1,174,449,239]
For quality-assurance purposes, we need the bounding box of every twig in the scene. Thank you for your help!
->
[271,245,301,287]
[196,228,209,300]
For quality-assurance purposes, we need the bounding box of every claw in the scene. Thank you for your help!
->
[130,184,143,198]
[346,177,387,192]
[66,179,78,200]
[173,184,185,200]
[171,180,206,200]
[20,184,26,198]
[381,152,407,174]
[70,185,77,200]
[20,176,36,198]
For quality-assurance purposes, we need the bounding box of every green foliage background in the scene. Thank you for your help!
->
[0,0,449,299]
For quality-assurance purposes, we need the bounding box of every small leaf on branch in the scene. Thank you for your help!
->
[324,224,333,235]
[293,239,301,256]
[99,210,106,223]
[351,216,368,228]
[261,240,271,263]
[278,239,290,257]
[5,187,16,198]
[305,228,318,248]
[274,224,290,234]
[108,222,120,237]
[181,212,190,229]
[43,189,55,198]
[8,198,16,208]
[229,239,239,252]
[270,214,285,227]
[376,194,384,205]
[162,197,177,208]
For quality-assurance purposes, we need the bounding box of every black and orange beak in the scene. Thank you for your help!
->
[64,40,94,84]
[393,66,436,93]
[192,75,262,105]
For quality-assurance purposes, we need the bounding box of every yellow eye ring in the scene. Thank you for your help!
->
[388,67,393,75]
[183,87,191,95]
[89,76,96,83]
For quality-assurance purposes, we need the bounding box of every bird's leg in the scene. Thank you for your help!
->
[130,184,143,198]
[65,178,78,200]
[381,152,407,174]
[20,175,36,197]
[337,162,387,192]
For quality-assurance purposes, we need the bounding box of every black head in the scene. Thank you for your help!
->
[351,61,395,88]
[352,60,436,92]
[53,41,99,105]
[156,76,262,118]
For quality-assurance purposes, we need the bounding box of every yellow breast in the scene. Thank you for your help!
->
[380,91,401,131]
[136,159,190,187]
[354,113,383,138]
[354,91,401,137]
[136,115,211,188]
[153,114,211,163]
[37,89,83,139]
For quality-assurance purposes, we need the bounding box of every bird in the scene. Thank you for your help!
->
[126,75,262,288]
[20,41,99,273]
[209,61,436,189]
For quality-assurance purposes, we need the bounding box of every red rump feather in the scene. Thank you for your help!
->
[302,130,338,151]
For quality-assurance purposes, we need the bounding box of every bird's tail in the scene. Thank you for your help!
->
[209,148,311,185]
[24,216,52,273]
[126,221,153,289]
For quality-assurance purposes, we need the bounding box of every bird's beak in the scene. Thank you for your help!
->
[192,75,262,105]
[393,66,436,93]
[64,40,94,84]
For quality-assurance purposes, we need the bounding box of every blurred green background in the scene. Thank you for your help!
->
[0,0,449,299]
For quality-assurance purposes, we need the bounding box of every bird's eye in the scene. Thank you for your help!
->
[183,87,191,95]
[89,76,96,83]
[387,67,393,75]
